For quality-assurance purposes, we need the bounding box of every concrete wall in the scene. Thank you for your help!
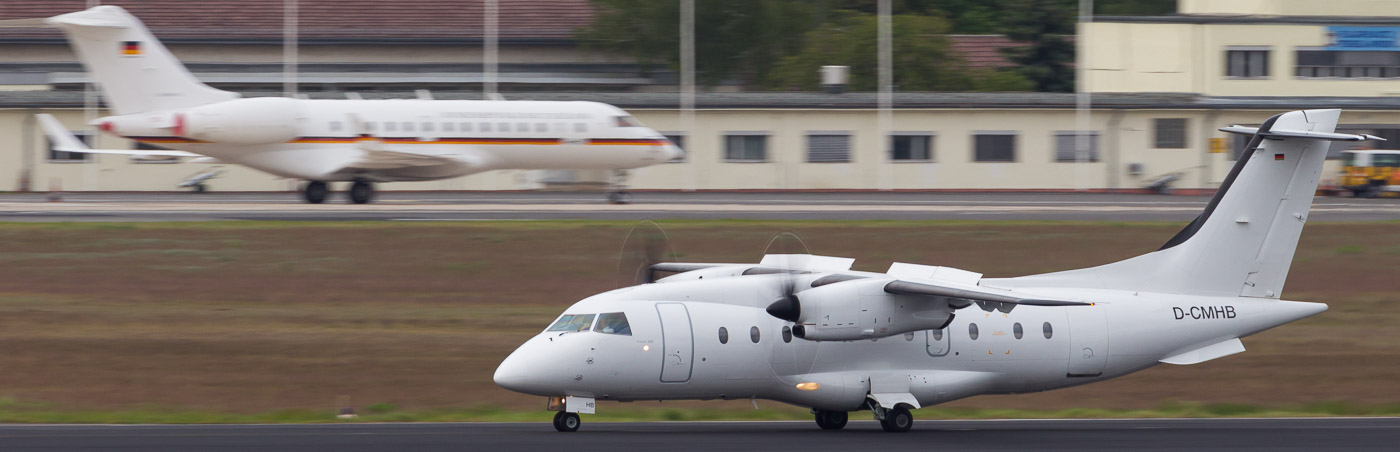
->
[5,107,1392,193]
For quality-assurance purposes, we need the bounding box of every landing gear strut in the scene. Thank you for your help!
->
[302,181,328,204]
[552,411,580,432]
[813,409,848,430]
[349,179,375,204]
[606,169,632,204]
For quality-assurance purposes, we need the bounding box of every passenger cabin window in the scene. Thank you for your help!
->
[595,312,631,336]
[969,323,979,340]
[615,116,641,127]
[517,122,529,133]
[574,123,588,133]
[546,314,595,333]
[422,122,434,132]
[1043,322,1054,339]
[443,122,454,132]
[499,122,510,133]
[536,123,548,133]
[782,326,793,343]
[403,122,414,132]
[480,123,491,133]
[461,122,473,133]
[329,121,343,132]
[1014,322,1024,339]
[365,122,376,132]
[718,327,729,344]
[750,326,761,343]
[385,122,398,132]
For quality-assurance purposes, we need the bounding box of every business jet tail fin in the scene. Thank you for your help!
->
[1006,109,1382,298]
[45,6,238,115]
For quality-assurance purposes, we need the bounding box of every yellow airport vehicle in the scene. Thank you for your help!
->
[1339,149,1400,198]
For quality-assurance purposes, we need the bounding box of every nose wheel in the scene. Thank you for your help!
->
[606,169,632,204]
[552,411,581,432]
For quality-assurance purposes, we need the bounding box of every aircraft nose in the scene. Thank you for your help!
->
[664,143,685,161]
[493,348,534,394]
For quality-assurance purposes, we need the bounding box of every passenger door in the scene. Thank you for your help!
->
[1065,306,1109,377]
[925,328,950,357]
[655,303,694,383]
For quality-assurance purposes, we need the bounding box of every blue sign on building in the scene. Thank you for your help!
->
[1326,26,1400,51]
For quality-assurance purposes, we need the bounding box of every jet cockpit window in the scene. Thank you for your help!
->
[546,314,596,333]
[594,312,631,336]
[615,116,642,127]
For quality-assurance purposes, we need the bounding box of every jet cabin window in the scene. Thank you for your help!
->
[546,314,596,333]
[595,312,631,336]
[615,116,642,127]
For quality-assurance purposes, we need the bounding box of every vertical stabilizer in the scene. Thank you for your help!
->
[45,6,238,114]
[1004,109,1382,298]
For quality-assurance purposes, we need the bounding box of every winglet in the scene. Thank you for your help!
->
[37,114,91,153]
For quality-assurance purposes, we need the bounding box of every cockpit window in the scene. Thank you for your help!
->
[595,312,631,336]
[546,314,596,333]
[615,116,642,127]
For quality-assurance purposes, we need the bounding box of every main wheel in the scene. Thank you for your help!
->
[606,190,632,204]
[302,181,328,204]
[553,411,580,432]
[879,406,912,433]
[815,410,847,430]
[349,180,375,204]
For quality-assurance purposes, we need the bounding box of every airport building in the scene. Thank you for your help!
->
[0,0,1398,193]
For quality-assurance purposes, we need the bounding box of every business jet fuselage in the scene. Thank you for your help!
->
[38,6,680,204]
[497,109,1375,433]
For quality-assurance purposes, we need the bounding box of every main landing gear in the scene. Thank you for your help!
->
[552,412,581,432]
[877,406,913,433]
[299,180,376,204]
[813,409,849,430]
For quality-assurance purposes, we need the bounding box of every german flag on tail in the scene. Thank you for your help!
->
[121,41,141,56]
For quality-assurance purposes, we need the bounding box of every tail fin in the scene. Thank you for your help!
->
[1007,109,1384,298]
[46,6,237,114]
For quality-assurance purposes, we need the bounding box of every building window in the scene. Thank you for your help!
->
[724,133,768,162]
[806,132,851,163]
[1054,131,1101,162]
[891,133,933,161]
[973,132,1016,162]
[1225,48,1270,78]
[1296,49,1400,78]
[1154,118,1188,149]
[48,131,92,162]
[662,133,687,163]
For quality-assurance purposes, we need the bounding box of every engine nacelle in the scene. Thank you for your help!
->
[180,97,305,144]
[97,111,178,138]
[793,278,953,342]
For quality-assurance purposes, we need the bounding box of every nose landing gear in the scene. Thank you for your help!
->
[552,411,581,432]
[813,409,848,430]
[606,169,632,204]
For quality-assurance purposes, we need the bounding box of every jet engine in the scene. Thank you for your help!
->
[767,278,954,342]
[178,97,305,144]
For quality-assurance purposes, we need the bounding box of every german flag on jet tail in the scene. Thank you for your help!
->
[1275,153,1285,161]
[121,41,142,56]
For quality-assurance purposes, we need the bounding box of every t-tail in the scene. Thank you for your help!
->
[46,6,238,115]
[1007,109,1385,298]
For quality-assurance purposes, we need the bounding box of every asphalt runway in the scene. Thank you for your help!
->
[0,418,1395,451]
[1,191,1399,221]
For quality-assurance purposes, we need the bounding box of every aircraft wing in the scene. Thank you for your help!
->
[883,279,1091,310]
[37,114,200,158]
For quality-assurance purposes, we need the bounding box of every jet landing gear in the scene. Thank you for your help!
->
[302,181,328,204]
[606,169,632,204]
[813,409,848,430]
[552,412,581,432]
[348,179,376,204]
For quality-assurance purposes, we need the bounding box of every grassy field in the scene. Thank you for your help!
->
[0,220,1395,423]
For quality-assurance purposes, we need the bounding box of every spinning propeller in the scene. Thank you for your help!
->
[761,231,811,323]
[615,220,676,287]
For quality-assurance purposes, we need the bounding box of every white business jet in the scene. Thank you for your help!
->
[31,6,680,204]
[496,109,1381,432]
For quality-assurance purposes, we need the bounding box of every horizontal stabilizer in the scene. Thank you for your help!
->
[1160,338,1245,365]
[1219,125,1385,142]
[36,114,199,157]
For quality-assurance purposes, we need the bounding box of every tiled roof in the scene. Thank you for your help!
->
[947,35,1021,70]
[0,0,595,41]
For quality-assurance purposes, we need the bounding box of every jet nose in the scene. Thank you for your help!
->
[664,143,685,161]
[493,348,533,394]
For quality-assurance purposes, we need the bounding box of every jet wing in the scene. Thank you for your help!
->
[883,279,1091,311]
[37,114,200,158]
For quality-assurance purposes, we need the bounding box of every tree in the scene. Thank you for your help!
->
[999,0,1076,92]
[764,11,993,91]
[578,0,818,86]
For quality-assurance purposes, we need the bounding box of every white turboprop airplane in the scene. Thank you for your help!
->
[29,6,681,204]
[496,109,1382,432]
